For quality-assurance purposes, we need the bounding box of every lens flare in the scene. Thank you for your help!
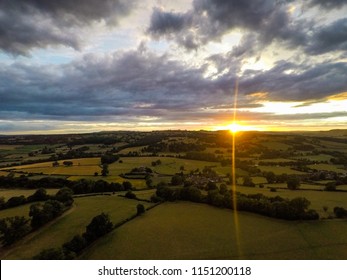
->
[232,78,242,258]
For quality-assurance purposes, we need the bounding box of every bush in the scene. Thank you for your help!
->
[125,191,137,199]
[33,248,66,260]
[62,234,87,254]
[324,182,336,191]
[0,216,31,246]
[83,213,113,243]
[6,195,26,208]
[287,177,300,190]
[334,207,347,218]
[136,204,145,215]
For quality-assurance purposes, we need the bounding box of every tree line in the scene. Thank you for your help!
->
[153,185,320,221]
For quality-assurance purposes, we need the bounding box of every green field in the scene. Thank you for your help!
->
[0,188,60,200]
[1,195,153,259]
[235,185,347,217]
[1,158,102,176]
[80,202,347,260]
[109,157,220,176]
[308,164,346,173]
[0,203,32,220]
[258,166,307,175]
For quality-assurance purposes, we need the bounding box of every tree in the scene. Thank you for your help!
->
[264,171,276,184]
[6,195,26,208]
[63,161,73,167]
[181,186,202,202]
[33,248,66,260]
[101,164,109,177]
[62,234,87,255]
[287,177,300,190]
[0,216,31,246]
[55,187,74,206]
[146,176,153,188]
[83,213,113,243]
[325,182,336,191]
[219,183,228,195]
[137,204,145,215]
[28,188,48,202]
[101,154,119,164]
[0,196,5,210]
[171,174,184,186]
[206,181,218,190]
[29,200,64,229]
[125,190,136,199]
[334,207,347,218]
[243,175,255,187]
[122,181,132,190]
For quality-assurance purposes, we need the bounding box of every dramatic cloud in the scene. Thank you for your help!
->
[309,0,347,9]
[148,0,308,50]
[306,18,347,55]
[0,0,137,55]
[0,0,346,133]
[0,48,232,122]
[241,61,347,101]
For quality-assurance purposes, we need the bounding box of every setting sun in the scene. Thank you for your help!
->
[227,122,242,133]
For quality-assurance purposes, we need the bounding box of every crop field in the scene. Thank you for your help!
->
[80,202,347,260]
[1,158,101,176]
[1,195,153,259]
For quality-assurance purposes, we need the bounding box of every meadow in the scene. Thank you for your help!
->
[0,195,153,259]
[81,202,347,260]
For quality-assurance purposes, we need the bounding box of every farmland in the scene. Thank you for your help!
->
[81,202,347,260]
[1,195,153,259]
[0,130,347,259]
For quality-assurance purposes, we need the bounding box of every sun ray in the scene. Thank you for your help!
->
[231,77,242,258]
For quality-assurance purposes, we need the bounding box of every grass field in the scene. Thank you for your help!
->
[80,202,347,260]
[0,188,60,200]
[1,158,102,176]
[108,157,219,176]
[308,164,346,173]
[0,203,32,220]
[235,185,347,217]
[258,166,307,175]
[1,195,153,259]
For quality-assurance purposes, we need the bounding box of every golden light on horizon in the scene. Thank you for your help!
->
[227,122,242,133]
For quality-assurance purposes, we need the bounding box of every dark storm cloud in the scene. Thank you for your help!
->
[306,18,347,55]
[148,8,190,35]
[0,48,235,122]
[148,0,347,59]
[0,0,137,55]
[241,61,347,101]
[148,0,307,50]
[1,47,346,125]
[309,0,347,9]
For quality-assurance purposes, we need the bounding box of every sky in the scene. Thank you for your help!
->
[0,0,346,134]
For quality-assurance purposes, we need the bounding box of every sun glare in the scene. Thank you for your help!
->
[228,122,242,133]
